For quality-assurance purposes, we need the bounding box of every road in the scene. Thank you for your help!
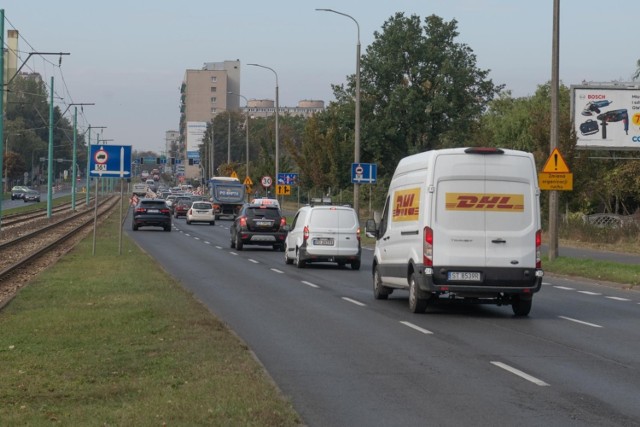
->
[127,214,640,427]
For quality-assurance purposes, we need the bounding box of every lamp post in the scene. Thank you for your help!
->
[316,8,361,217]
[248,63,279,185]
[66,103,94,211]
[228,91,250,181]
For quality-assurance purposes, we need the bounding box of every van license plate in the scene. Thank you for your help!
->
[313,238,334,246]
[448,272,481,281]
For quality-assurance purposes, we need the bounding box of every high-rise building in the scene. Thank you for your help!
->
[179,60,240,181]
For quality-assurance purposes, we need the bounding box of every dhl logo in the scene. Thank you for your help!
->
[446,193,524,212]
[392,188,420,221]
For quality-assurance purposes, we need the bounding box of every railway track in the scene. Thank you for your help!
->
[0,195,121,308]
[0,198,96,229]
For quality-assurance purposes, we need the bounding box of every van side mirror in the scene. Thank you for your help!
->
[365,218,378,238]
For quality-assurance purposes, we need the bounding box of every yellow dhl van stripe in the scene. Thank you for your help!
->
[445,193,524,212]
[392,188,420,221]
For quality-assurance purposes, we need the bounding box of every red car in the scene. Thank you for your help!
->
[173,201,191,218]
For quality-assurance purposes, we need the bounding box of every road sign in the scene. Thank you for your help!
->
[261,176,273,188]
[539,172,573,190]
[231,171,239,179]
[542,148,570,173]
[89,145,132,177]
[351,163,377,183]
[276,184,291,196]
[277,172,299,185]
[243,176,253,185]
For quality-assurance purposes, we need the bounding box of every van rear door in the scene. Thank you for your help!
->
[432,152,537,269]
[308,207,359,257]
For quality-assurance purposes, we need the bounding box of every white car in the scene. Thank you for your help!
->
[284,204,361,270]
[186,201,216,225]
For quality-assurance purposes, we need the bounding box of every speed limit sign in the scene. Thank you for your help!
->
[261,176,273,188]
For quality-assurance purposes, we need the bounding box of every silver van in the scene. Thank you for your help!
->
[285,205,361,270]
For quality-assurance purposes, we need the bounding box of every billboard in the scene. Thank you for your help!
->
[571,84,640,149]
[186,121,207,152]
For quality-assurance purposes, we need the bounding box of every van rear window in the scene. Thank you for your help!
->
[310,209,357,228]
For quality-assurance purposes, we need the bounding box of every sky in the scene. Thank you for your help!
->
[2,0,638,153]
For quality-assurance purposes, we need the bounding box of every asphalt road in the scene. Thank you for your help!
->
[127,214,640,427]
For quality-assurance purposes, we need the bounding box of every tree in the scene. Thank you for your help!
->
[633,58,640,81]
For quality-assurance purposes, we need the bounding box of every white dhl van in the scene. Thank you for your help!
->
[366,147,543,316]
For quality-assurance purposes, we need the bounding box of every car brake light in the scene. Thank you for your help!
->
[239,216,247,227]
[188,209,192,215]
[303,225,309,242]
[160,208,170,214]
[423,226,433,267]
[135,208,145,213]
[536,229,542,269]
[280,217,286,227]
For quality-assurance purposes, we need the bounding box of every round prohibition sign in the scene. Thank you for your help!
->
[261,176,273,188]
[94,148,108,164]
[355,165,364,175]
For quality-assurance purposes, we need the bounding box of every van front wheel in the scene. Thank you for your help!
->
[373,266,391,300]
[409,273,428,313]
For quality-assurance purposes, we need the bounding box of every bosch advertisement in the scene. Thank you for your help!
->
[571,85,640,149]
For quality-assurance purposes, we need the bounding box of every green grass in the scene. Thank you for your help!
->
[0,209,301,426]
[543,255,640,287]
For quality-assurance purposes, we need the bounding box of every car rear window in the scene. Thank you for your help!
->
[246,207,280,219]
[140,201,166,208]
[193,202,212,209]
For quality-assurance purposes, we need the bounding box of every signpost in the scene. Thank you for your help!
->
[539,148,573,191]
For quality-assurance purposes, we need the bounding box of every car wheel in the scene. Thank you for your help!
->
[373,265,392,300]
[512,295,532,316]
[164,225,171,232]
[235,233,243,250]
[210,221,215,226]
[285,245,293,264]
[132,223,139,231]
[186,220,191,225]
[409,272,428,313]
[351,260,361,270]
[295,248,305,268]
[230,231,236,248]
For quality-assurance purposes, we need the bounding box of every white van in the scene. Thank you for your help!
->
[366,147,543,316]
[285,205,361,270]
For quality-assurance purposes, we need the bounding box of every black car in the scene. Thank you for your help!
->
[230,204,287,251]
[22,189,41,203]
[132,198,172,232]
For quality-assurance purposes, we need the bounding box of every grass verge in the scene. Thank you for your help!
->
[0,209,301,426]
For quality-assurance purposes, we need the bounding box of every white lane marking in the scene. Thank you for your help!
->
[606,296,631,301]
[230,252,238,256]
[490,361,550,387]
[204,241,211,245]
[400,321,433,335]
[249,259,259,264]
[342,297,365,307]
[271,268,284,274]
[554,286,575,291]
[301,280,319,288]
[542,282,552,286]
[194,237,200,241]
[215,246,223,249]
[184,233,191,237]
[578,291,601,296]
[558,316,603,328]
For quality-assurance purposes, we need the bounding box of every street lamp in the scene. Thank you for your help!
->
[316,8,361,217]
[247,63,279,185]
[228,91,250,182]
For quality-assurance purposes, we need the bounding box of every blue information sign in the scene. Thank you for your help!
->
[89,145,132,177]
[277,172,299,185]
[351,163,377,184]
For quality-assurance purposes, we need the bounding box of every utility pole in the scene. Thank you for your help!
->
[67,103,94,210]
[0,9,5,230]
[549,0,560,261]
[47,77,54,218]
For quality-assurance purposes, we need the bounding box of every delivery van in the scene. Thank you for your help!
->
[366,147,543,316]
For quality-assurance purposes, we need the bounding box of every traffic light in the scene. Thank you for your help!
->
[156,157,161,164]
[188,159,194,165]
[139,157,144,164]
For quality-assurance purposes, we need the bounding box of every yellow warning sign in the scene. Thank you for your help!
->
[542,148,570,173]
[276,185,291,196]
[539,172,573,191]
[243,176,253,185]
[230,171,239,179]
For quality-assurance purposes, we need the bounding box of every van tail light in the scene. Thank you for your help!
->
[303,225,309,242]
[239,216,247,228]
[423,226,433,267]
[536,229,542,269]
[356,226,361,241]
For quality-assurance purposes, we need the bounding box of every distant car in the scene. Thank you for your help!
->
[22,189,41,203]
[132,198,172,231]
[230,204,287,251]
[173,200,191,218]
[169,195,192,214]
[186,201,216,225]
[284,204,361,270]
[11,186,29,200]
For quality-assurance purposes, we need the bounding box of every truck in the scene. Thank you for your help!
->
[209,176,246,220]
[366,147,543,316]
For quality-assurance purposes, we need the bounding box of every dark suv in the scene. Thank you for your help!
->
[230,204,287,251]
[132,198,172,232]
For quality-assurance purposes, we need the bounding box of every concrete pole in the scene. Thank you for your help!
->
[548,0,560,261]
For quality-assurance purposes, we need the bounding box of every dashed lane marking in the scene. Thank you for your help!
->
[490,361,550,387]
[301,280,319,288]
[558,316,603,328]
[400,321,433,335]
[342,297,365,307]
